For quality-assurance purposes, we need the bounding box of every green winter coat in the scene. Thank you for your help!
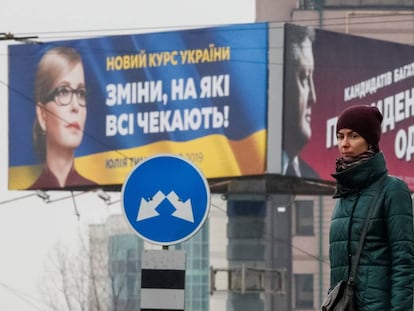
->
[329,152,414,311]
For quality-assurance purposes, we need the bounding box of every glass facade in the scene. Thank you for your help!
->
[108,234,143,311]
[174,221,210,311]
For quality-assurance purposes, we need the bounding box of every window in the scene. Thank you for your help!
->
[110,260,126,274]
[126,248,138,273]
[299,0,316,9]
[295,274,314,309]
[126,275,137,297]
[295,200,314,236]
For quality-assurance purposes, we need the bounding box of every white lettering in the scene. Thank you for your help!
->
[326,117,338,148]
[105,113,134,136]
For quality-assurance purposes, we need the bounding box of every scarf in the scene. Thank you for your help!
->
[333,150,376,197]
[335,150,376,173]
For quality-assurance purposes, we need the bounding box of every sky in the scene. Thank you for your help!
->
[0,1,254,310]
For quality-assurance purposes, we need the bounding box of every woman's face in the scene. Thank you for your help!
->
[36,62,86,153]
[337,128,369,160]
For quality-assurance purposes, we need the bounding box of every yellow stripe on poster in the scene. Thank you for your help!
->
[8,130,266,190]
[8,165,42,190]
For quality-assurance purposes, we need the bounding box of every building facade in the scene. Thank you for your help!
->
[208,191,334,311]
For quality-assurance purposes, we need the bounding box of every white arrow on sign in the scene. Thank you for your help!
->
[136,190,165,221]
[167,191,194,223]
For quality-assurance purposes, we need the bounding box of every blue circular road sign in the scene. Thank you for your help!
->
[121,154,211,245]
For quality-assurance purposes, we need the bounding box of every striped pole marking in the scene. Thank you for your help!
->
[141,249,186,311]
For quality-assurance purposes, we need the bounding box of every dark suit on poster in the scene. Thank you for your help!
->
[297,157,319,179]
[282,152,319,179]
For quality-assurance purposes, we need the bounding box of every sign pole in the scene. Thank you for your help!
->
[121,154,210,310]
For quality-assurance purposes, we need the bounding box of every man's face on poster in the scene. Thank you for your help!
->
[285,37,316,150]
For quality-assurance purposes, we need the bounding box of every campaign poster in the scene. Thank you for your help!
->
[8,23,268,190]
[283,24,414,190]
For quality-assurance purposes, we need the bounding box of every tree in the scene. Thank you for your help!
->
[39,225,142,311]
[39,241,89,311]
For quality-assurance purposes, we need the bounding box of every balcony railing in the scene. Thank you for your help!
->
[300,0,414,9]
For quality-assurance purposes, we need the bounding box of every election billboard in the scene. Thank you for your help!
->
[8,23,268,190]
[281,23,414,190]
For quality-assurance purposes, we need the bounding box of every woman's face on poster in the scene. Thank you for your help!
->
[37,61,87,152]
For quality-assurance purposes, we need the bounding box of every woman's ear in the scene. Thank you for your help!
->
[36,103,47,132]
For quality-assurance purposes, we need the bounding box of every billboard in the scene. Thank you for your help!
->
[281,23,414,190]
[8,23,268,190]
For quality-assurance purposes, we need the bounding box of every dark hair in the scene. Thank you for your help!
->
[285,24,315,69]
[33,46,83,162]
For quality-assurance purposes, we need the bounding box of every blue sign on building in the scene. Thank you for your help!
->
[121,154,211,245]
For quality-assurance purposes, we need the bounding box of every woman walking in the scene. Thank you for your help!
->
[328,105,414,310]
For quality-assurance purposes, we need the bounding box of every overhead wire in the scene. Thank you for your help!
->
[0,11,413,205]
[210,201,330,266]
[2,11,414,40]
[0,10,409,308]
[0,192,37,205]
[0,23,270,203]
[0,281,48,311]
[0,79,130,161]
